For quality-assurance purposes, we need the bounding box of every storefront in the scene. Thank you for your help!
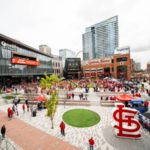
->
[81,53,131,80]
[0,34,53,88]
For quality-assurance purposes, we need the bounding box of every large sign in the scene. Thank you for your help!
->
[82,57,111,66]
[1,41,18,52]
[66,58,81,72]
[12,58,40,66]
[112,103,141,139]
[114,46,130,54]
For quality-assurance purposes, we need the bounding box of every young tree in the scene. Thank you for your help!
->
[40,73,60,129]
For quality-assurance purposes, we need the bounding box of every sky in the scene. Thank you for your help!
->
[0,0,150,69]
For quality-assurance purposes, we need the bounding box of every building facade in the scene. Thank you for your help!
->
[39,45,51,55]
[59,49,75,67]
[147,62,150,73]
[0,34,53,87]
[79,53,131,79]
[52,55,63,78]
[83,16,119,60]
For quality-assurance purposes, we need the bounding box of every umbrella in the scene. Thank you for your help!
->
[34,94,45,102]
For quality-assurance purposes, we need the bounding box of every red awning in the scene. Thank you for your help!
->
[34,94,45,102]
[115,94,137,102]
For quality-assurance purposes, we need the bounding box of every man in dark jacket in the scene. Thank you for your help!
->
[60,121,65,136]
[1,125,6,139]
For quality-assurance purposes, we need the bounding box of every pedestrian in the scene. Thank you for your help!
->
[7,107,11,118]
[27,104,29,112]
[22,104,25,114]
[15,87,17,94]
[85,94,88,100]
[16,106,19,116]
[89,137,95,150]
[144,100,149,112]
[60,121,65,136]
[9,110,13,120]
[12,105,15,114]
[1,125,6,140]
[72,93,74,99]
[79,94,81,100]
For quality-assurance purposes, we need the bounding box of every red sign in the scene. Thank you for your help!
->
[85,73,89,76]
[117,72,127,75]
[80,74,84,76]
[112,103,141,139]
[98,73,103,76]
[91,73,96,76]
[104,72,110,75]
[12,58,40,66]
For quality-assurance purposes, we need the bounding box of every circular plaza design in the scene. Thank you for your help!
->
[62,109,100,127]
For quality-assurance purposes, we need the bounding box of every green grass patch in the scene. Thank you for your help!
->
[11,93,22,95]
[62,109,100,128]
[2,96,15,100]
[0,92,7,94]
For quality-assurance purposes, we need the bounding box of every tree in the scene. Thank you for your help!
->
[40,73,61,129]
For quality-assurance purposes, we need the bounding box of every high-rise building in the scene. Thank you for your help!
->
[39,45,51,55]
[59,49,75,67]
[82,16,119,60]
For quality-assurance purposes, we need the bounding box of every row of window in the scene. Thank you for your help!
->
[53,69,61,74]
[53,62,60,67]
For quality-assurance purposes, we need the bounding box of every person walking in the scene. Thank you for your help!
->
[1,125,6,140]
[72,93,74,99]
[27,104,29,112]
[22,104,25,114]
[85,94,88,100]
[16,106,19,116]
[60,121,65,136]
[9,110,13,120]
[12,105,15,114]
[89,137,95,150]
[144,100,149,112]
[7,107,11,118]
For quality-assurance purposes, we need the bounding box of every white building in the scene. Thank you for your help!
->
[59,49,75,67]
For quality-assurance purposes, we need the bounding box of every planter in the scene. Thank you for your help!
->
[4,99,13,104]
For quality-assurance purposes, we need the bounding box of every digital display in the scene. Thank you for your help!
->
[65,58,81,72]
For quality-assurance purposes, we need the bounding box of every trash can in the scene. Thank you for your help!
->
[33,110,36,117]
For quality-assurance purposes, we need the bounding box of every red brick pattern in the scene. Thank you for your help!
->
[0,110,79,150]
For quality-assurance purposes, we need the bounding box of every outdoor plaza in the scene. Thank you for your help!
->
[0,79,150,150]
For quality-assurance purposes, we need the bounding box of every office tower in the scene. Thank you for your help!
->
[59,49,75,67]
[83,16,119,60]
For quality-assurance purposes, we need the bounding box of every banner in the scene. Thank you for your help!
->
[12,58,40,66]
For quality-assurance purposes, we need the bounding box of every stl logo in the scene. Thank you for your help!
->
[111,103,141,139]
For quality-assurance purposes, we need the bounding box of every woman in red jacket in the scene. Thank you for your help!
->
[60,121,65,136]
[10,110,13,120]
[89,137,95,150]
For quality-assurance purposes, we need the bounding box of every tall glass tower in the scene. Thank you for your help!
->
[82,16,119,60]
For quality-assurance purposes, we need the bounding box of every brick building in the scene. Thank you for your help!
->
[79,53,131,80]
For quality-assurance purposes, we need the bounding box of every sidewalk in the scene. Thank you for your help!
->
[0,110,79,150]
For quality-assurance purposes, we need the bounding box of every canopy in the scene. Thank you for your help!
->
[115,94,137,102]
[130,100,143,104]
[34,94,45,102]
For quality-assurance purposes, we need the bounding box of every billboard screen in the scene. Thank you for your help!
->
[65,58,81,72]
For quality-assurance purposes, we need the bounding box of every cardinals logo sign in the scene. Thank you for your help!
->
[111,103,141,139]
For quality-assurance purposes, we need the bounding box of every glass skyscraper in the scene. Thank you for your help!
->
[82,16,119,60]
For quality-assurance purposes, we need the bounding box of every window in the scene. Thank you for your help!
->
[112,67,114,72]
[112,59,114,63]
[116,57,127,62]
[56,63,57,67]
[58,63,60,67]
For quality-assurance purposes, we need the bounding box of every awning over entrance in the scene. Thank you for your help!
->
[115,94,137,102]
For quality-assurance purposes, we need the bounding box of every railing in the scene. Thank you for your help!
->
[0,136,20,150]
